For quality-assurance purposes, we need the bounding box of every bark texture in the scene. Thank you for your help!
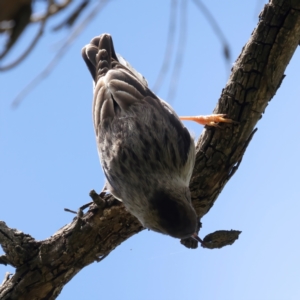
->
[1,0,300,299]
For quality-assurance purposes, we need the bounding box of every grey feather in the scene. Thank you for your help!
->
[82,33,197,240]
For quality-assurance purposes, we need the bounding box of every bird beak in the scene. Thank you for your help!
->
[191,233,207,248]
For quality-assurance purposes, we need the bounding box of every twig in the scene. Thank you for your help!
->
[52,0,90,31]
[167,0,188,103]
[11,0,111,108]
[0,0,51,71]
[30,0,72,23]
[0,4,32,60]
[152,0,178,93]
[192,0,231,62]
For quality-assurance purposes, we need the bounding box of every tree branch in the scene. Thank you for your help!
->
[1,0,300,299]
[189,0,300,218]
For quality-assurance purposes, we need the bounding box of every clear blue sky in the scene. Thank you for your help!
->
[1,0,300,299]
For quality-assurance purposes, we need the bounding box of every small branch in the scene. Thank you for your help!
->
[152,0,178,93]
[0,3,48,71]
[52,0,90,31]
[64,188,106,215]
[11,0,111,108]
[0,256,9,266]
[0,3,32,60]
[0,221,40,268]
[30,0,72,23]
[64,208,77,214]
[167,0,188,102]
[192,0,231,62]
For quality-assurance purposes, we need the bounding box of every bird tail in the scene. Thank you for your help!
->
[81,33,118,82]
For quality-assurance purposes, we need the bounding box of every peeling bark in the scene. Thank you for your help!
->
[1,0,300,299]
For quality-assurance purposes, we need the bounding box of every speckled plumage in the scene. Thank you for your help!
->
[82,34,198,239]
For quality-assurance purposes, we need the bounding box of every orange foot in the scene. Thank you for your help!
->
[180,114,236,127]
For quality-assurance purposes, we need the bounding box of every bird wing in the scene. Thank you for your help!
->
[82,33,193,168]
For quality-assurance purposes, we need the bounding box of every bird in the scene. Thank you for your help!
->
[81,33,233,247]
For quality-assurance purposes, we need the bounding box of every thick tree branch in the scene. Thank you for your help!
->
[190,0,300,216]
[1,0,300,299]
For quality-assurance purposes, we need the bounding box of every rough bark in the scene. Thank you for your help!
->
[1,0,300,299]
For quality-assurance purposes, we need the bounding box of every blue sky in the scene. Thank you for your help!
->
[1,0,300,299]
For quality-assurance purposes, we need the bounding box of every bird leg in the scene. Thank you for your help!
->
[180,114,235,127]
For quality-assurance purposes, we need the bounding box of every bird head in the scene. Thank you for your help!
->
[145,186,204,245]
